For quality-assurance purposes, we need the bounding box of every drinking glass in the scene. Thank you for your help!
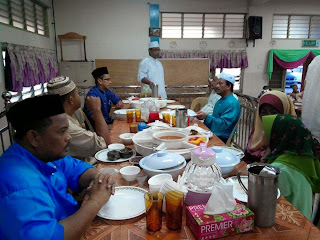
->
[135,109,141,122]
[144,191,163,232]
[162,113,170,124]
[165,190,184,230]
[171,115,176,127]
[126,110,133,123]
[129,123,138,133]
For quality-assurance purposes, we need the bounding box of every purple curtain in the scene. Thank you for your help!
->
[160,50,248,69]
[6,43,59,92]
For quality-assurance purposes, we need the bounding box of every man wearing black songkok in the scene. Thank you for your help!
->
[0,95,115,239]
[84,67,123,128]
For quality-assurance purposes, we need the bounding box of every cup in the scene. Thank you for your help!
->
[135,109,141,122]
[126,110,134,123]
[165,190,184,230]
[148,112,160,123]
[171,115,176,127]
[129,123,138,133]
[162,113,170,124]
[144,191,163,232]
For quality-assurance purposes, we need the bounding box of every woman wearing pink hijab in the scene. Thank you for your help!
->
[243,90,296,163]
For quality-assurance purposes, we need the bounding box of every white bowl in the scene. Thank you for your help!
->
[153,131,187,142]
[114,109,136,121]
[120,166,140,181]
[119,133,135,145]
[211,146,240,176]
[108,143,125,151]
[139,156,186,179]
[148,174,173,191]
[130,100,142,109]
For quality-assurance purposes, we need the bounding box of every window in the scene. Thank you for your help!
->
[0,0,48,36]
[161,13,245,39]
[9,83,47,103]
[213,68,242,92]
[272,14,320,39]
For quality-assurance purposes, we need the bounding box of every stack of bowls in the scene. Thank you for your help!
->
[148,174,173,191]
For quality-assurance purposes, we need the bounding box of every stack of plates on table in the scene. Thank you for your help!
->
[166,99,176,104]
[167,105,185,110]
[98,186,147,220]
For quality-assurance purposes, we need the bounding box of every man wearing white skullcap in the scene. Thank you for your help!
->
[196,72,241,143]
[137,41,167,99]
[47,76,111,162]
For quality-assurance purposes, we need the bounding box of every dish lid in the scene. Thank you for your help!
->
[211,146,239,166]
[143,150,185,170]
[191,143,216,165]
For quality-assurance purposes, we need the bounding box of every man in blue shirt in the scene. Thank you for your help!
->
[84,67,123,128]
[196,72,241,143]
[0,95,115,240]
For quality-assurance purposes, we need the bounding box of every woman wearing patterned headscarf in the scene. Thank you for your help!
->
[262,114,320,220]
[244,91,296,163]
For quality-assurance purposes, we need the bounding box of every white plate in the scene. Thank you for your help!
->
[186,125,213,138]
[225,176,280,203]
[97,186,147,220]
[122,100,130,104]
[167,105,185,110]
[218,146,245,159]
[166,100,176,104]
[95,148,136,163]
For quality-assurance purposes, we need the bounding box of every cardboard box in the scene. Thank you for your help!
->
[186,202,254,239]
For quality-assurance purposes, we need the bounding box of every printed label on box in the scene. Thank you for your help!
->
[186,202,254,239]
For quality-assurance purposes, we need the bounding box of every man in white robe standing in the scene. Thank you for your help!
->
[137,41,167,99]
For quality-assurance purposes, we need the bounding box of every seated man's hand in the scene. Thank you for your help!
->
[196,111,207,120]
[86,96,102,113]
[88,172,115,206]
[116,100,123,109]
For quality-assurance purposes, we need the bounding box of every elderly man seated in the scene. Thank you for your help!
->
[201,76,238,115]
[47,76,111,163]
[196,72,241,143]
[0,95,115,239]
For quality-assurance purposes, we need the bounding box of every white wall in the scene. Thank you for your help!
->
[53,0,320,96]
[0,0,55,109]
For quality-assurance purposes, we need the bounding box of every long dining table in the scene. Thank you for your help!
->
[81,115,320,239]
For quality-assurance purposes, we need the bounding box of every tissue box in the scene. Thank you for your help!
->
[186,202,254,239]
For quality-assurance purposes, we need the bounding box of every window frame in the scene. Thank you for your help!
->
[161,12,246,39]
[0,0,49,37]
[272,14,320,39]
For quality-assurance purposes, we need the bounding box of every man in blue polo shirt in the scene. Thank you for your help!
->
[0,95,115,240]
[196,72,241,143]
[84,67,123,128]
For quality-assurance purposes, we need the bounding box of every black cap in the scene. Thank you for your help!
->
[92,67,109,80]
[6,95,65,132]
